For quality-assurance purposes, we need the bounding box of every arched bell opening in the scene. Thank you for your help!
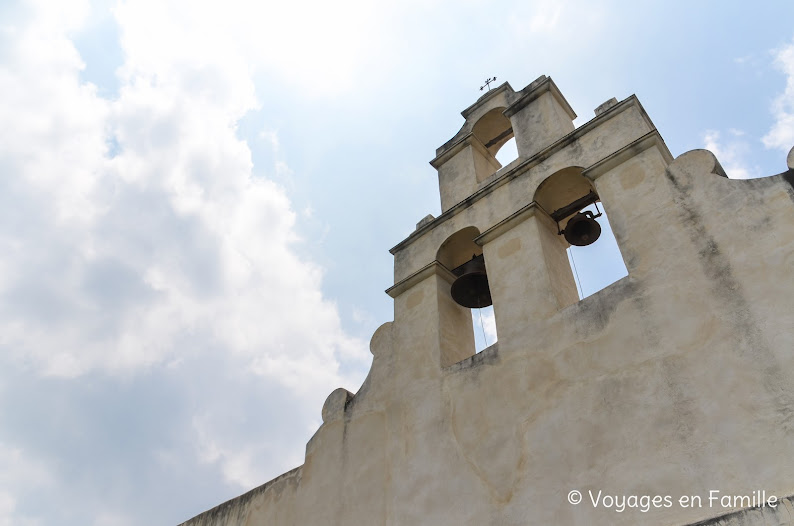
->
[563,202,628,299]
[494,136,518,168]
[437,227,498,353]
[471,107,516,182]
[534,167,628,300]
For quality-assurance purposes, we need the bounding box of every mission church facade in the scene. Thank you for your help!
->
[181,76,794,525]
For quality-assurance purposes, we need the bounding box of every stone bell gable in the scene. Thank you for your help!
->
[180,76,794,526]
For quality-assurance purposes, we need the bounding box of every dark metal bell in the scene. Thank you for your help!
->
[563,211,602,246]
[450,254,493,308]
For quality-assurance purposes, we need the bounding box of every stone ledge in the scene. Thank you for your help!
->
[583,130,673,181]
[681,494,794,526]
[503,75,576,121]
[385,261,456,298]
[474,202,538,246]
[177,467,303,526]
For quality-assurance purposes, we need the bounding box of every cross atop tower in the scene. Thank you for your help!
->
[480,76,497,91]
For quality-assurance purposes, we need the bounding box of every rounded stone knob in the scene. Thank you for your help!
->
[321,388,353,423]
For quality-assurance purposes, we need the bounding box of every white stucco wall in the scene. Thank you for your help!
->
[179,79,794,526]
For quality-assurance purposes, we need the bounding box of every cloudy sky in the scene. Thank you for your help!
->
[0,0,792,524]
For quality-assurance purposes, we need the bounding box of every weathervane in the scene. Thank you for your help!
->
[480,77,497,91]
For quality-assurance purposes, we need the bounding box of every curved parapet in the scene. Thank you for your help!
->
[668,148,727,179]
[369,321,392,357]
[321,388,353,424]
[787,145,794,170]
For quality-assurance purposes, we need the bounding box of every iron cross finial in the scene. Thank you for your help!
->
[480,77,497,91]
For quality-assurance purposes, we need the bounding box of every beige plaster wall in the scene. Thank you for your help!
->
[180,85,794,526]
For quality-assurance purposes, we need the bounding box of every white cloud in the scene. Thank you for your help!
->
[472,306,498,351]
[482,308,498,344]
[0,1,371,522]
[1,0,369,380]
[527,0,563,33]
[113,0,397,99]
[0,443,52,526]
[703,38,794,178]
[193,415,264,489]
[508,0,606,50]
[259,130,281,152]
[703,130,760,179]
[91,512,135,526]
[763,38,794,152]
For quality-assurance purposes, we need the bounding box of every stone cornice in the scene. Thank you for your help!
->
[429,133,492,169]
[385,261,456,298]
[584,130,673,181]
[474,202,539,246]
[503,76,576,121]
[461,82,515,120]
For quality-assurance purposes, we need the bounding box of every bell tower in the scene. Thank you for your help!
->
[429,76,577,212]
[386,75,647,367]
[181,75,794,526]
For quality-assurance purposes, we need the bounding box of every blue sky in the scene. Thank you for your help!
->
[0,0,792,524]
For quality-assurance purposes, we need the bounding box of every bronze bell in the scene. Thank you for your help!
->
[563,211,602,246]
[450,254,493,308]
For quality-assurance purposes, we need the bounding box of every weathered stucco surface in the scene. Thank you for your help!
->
[180,77,794,526]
